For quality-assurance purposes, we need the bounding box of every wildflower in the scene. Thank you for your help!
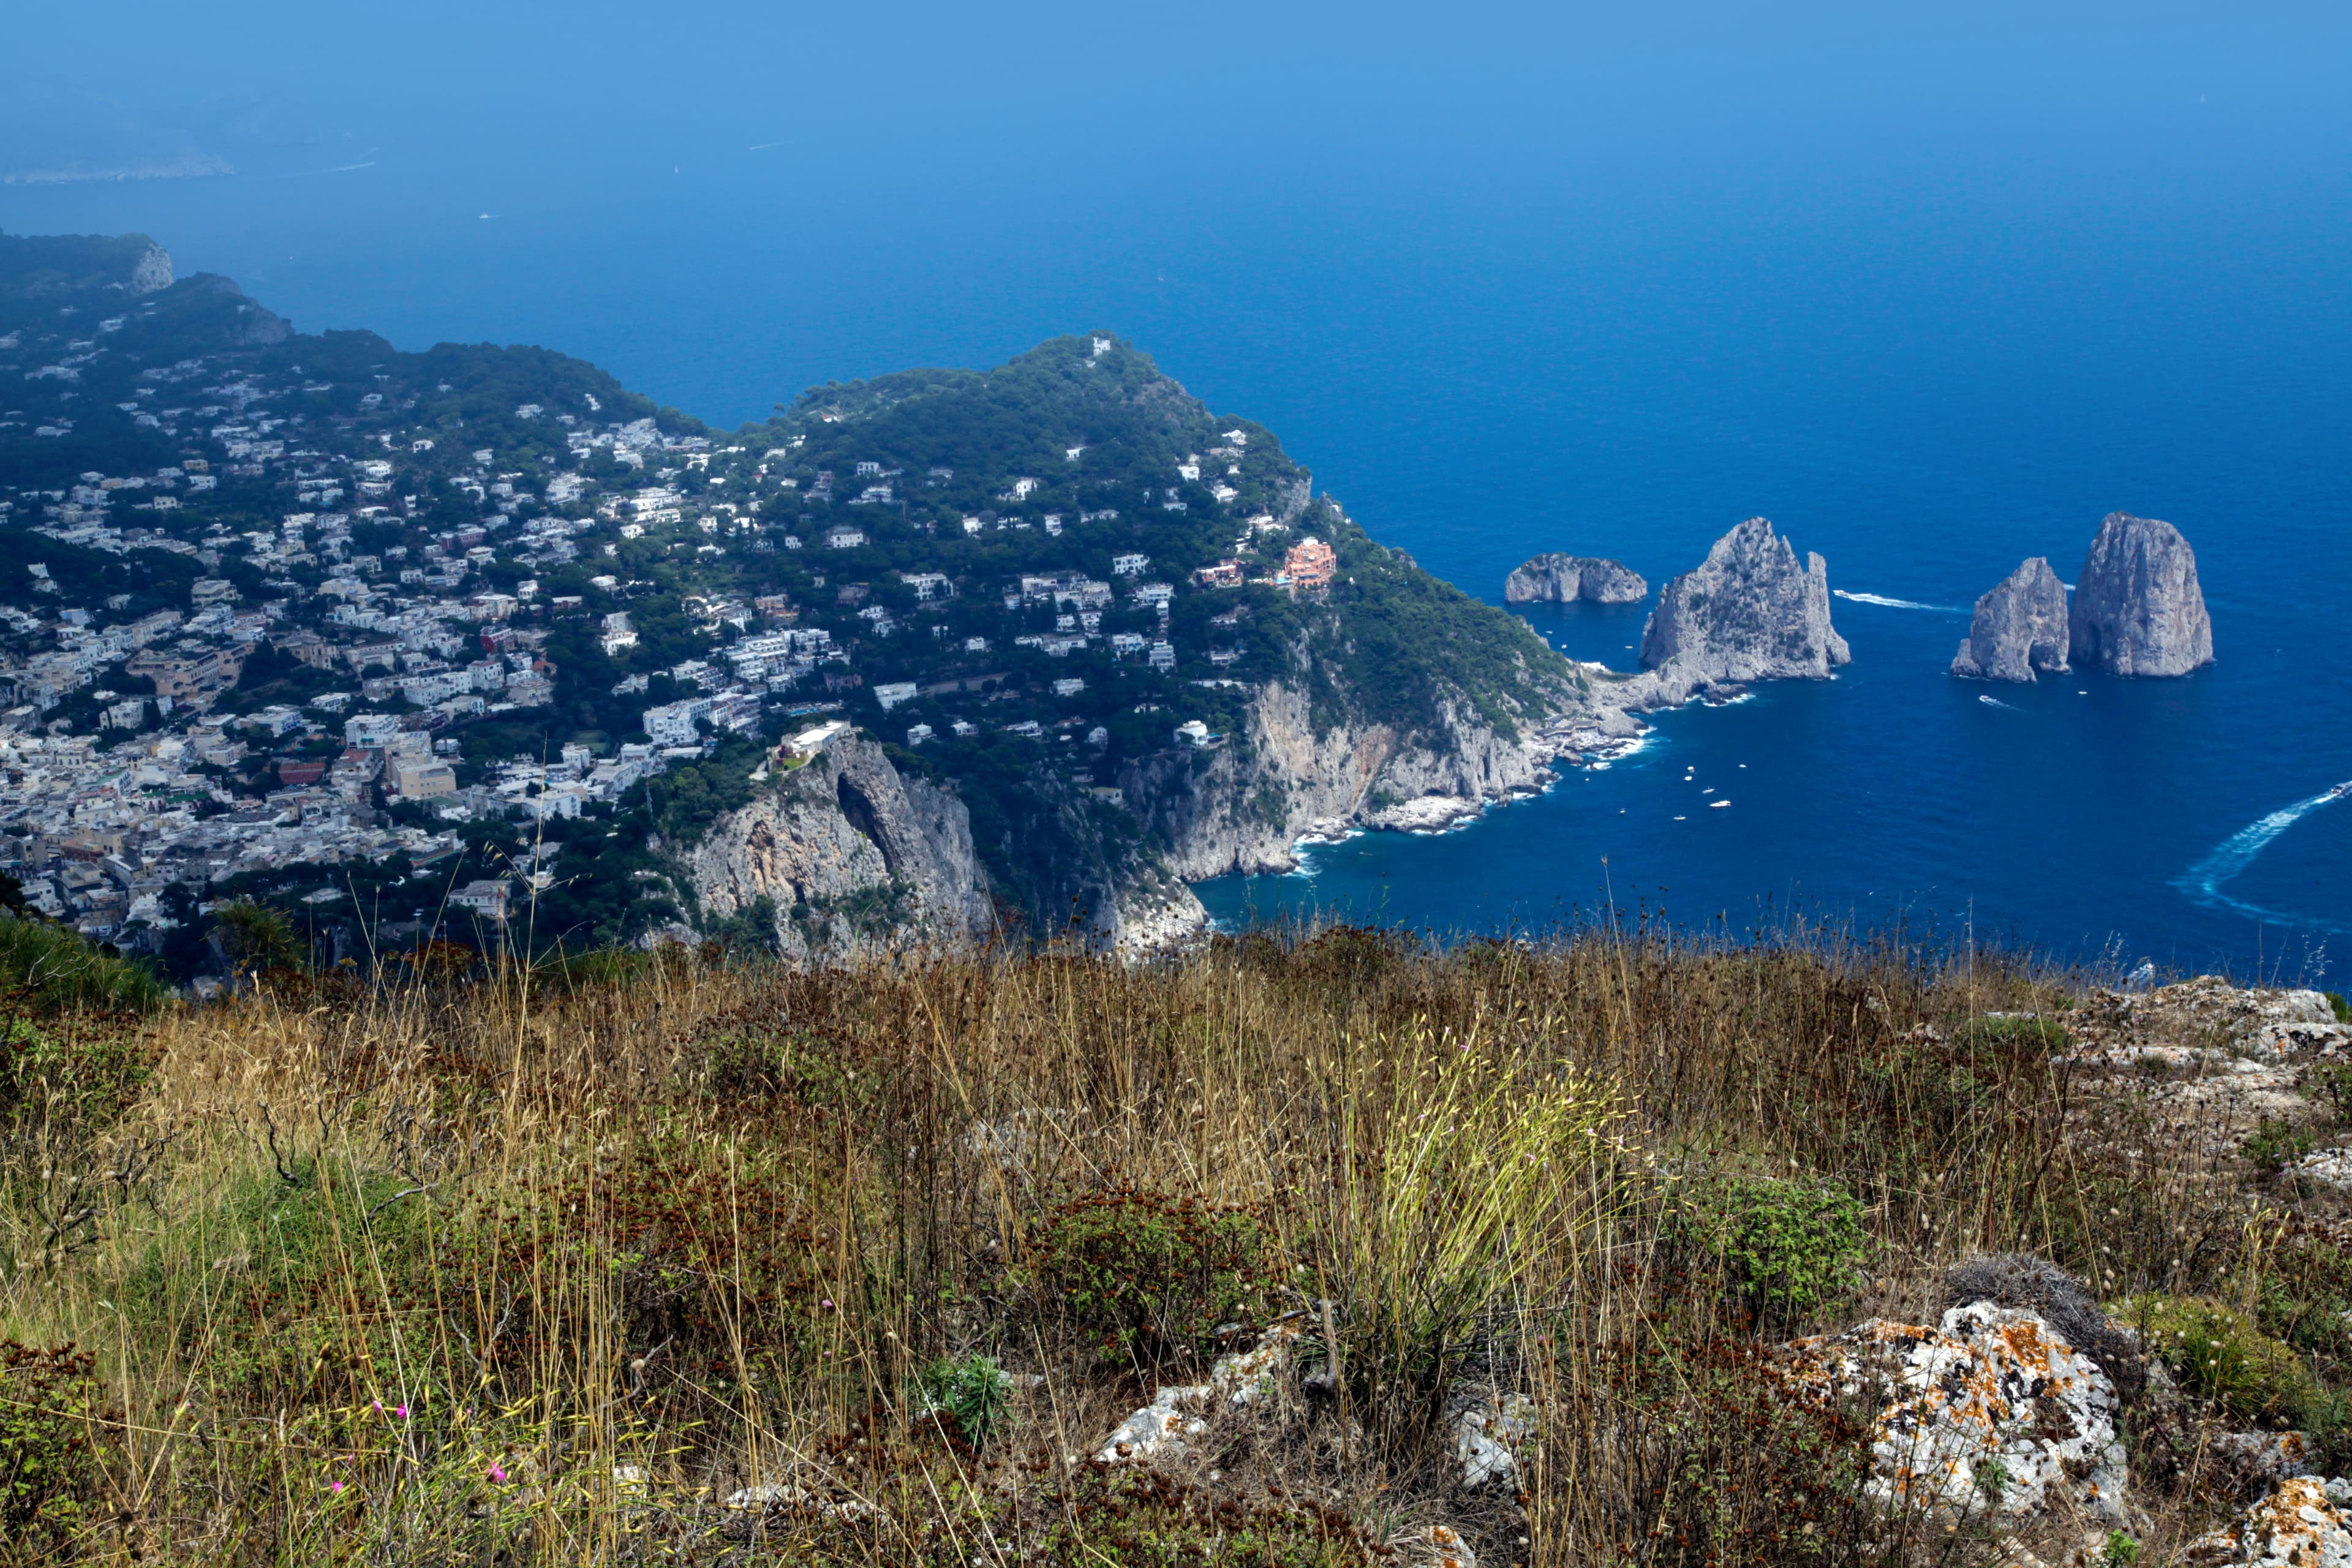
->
[331,1480,345,1494]
[490,1464,509,1484]
[396,1404,409,1419]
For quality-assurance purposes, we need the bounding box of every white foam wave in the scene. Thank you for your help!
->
[1977,694,2021,711]
[2174,787,2352,933]
[1833,590,1967,612]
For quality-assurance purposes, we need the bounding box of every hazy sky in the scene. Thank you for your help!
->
[7,0,2350,431]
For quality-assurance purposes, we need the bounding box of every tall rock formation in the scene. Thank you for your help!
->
[1632,518,1849,703]
[1503,554,1648,605]
[684,732,994,960]
[1951,557,2070,682]
[2068,513,2214,677]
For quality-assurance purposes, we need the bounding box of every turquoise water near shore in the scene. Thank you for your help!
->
[8,63,2351,978]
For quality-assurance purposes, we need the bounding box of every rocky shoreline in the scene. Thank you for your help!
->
[672,506,2223,960]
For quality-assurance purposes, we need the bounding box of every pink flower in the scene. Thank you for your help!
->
[821,1298,834,1310]
[330,1480,345,1494]
[394,1404,409,1419]
[489,1464,508,1485]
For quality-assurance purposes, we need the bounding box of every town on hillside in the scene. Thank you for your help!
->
[0,238,1442,974]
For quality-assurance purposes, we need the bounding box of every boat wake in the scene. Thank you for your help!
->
[1833,589,1966,612]
[1977,694,2021,712]
[2174,786,2352,933]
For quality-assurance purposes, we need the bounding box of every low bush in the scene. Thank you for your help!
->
[1670,1174,1871,1325]
[0,1341,109,1560]
[2121,1294,2320,1427]
[0,914,164,1013]
[1025,1188,1283,1371]
[916,1353,1013,1447]
[2245,1119,2321,1170]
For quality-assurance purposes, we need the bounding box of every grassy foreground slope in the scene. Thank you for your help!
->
[0,927,2336,1565]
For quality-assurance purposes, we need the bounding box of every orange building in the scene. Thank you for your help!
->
[1284,537,1338,591]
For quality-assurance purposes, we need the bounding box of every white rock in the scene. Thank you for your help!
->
[723,1480,876,1520]
[1789,1303,2129,1525]
[2250,1020,2352,1058]
[2184,1476,2352,1567]
[2296,1149,2352,1188]
[1094,1316,1306,1463]
[2211,1430,2318,1483]
[1452,1392,1537,1490]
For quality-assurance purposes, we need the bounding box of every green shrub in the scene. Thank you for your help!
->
[2245,1118,2321,1170]
[0,1012,152,1137]
[916,1354,1012,1447]
[2327,992,2352,1026]
[2120,1294,2320,1427]
[1026,1189,1281,1370]
[0,915,165,1013]
[0,1341,108,1558]
[208,898,304,979]
[1672,1174,1871,1322]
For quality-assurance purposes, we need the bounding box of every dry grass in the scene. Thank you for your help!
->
[0,924,2283,1564]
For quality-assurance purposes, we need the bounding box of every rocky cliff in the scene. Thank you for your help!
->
[1503,554,1648,605]
[1123,677,1580,884]
[1951,557,2070,682]
[684,733,993,960]
[1631,518,1849,704]
[2068,512,2213,677]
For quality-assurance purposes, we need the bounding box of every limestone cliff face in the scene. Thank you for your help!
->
[1632,518,1848,706]
[1952,557,2070,682]
[2068,513,2213,677]
[1122,679,1570,881]
[129,243,173,295]
[1504,554,1648,605]
[684,733,993,959]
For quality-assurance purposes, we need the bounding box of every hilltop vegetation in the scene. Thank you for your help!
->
[0,917,2343,1564]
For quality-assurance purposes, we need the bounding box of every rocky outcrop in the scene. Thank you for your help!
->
[1787,1300,2132,1528]
[683,732,993,960]
[129,242,173,294]
[1503,554,1648,605]
[2185,1476,2352,1566]
[1952,557,2070,682]
[1123,679,1577,881]
[2069,512,2213,677]
[1630,518,1849,705]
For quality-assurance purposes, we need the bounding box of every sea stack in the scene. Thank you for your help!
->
[1635,518,1849,696]
[1503,553,1648,605]
[2068,512,2213,677]
[1951,557,2070,682]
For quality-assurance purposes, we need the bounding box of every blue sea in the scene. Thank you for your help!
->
[9,3,2351,977]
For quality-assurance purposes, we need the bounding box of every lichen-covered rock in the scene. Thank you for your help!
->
[1788,1303,2130,1526]
[2069,512,2214,677]
[1094,1316,1306,1463]
[1504,553,1648,605]
[2184,1476,2352,1567]
[1943,1256,2141,1402]
[1953,557,2071,682]
[1634,518,1849,704]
